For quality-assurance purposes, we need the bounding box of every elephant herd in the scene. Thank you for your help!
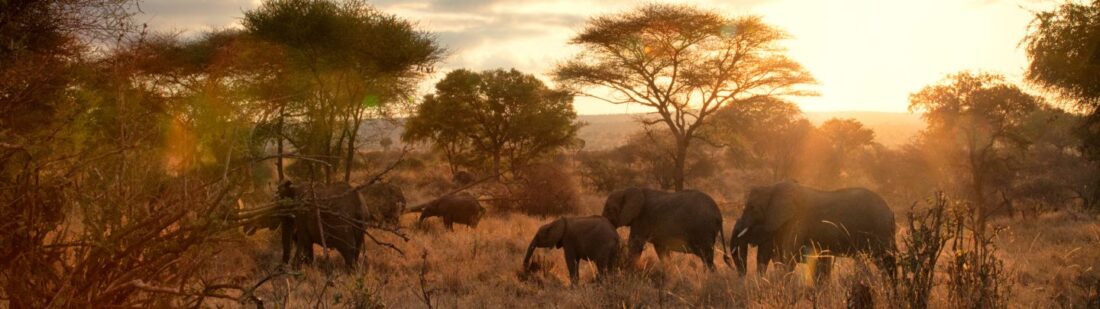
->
[525,182,896,285]
[245,180,898,285]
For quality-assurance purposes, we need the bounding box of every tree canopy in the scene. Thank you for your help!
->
[1023,0,1100,158]
[403,69,580,177]
[554,4,815,190]
[1024,0,1100,105]
[909,71,1041,228]
[704,97,812,180]
[242,0,443,181]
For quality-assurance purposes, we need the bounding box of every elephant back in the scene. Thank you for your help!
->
[651,190,722,220]
[294,182,366,220]
[807,187,897,244]
[442,193,483,221]
[358,183,406,225]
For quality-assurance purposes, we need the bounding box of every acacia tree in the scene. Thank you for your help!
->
[243,0,442,182]
[909,72,1040,232]
[403,69,580,178]
[554,4,815,190]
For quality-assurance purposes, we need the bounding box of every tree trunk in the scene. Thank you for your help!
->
[276,105,285,182]
[972,170,986,240]
[673,136,688,191]
[492,151,502,181]
[343,129,356,183]
[344,108,364,183]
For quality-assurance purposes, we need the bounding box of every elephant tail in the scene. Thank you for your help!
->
[717,220,733,268]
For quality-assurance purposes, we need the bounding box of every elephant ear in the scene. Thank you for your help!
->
[762,182,805,232]
[618,187,645,226]
[546,218,568,248]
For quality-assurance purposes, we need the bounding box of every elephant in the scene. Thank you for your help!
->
[601,187,731,271]
[522,216,620,285]
[417,192,485,230]
[356,182,406,226]
[276,181,366,269]
[730,181,897,279]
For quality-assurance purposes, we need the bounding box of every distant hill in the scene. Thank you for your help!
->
[575,111,923,150]
[360,111,925,151]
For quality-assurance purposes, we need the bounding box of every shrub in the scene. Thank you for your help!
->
[510,163,581,216]
[945,203,1010,308]
[892,193,953,309]
[576,151,642,193]
[890,193,1012,308]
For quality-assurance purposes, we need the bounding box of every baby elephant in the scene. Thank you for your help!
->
[418,193,485,230]
[523,216,620,285]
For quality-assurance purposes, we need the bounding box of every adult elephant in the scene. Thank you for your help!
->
[601,187,730,270]
[276,181,366,269]
[357,182,406,226]
[730,181,896,278]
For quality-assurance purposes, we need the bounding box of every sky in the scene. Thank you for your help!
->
[137,0,1058,115]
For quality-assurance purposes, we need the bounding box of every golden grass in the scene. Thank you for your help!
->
[216,196,1100,308]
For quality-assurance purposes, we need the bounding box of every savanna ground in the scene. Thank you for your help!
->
[216,167,1100,308]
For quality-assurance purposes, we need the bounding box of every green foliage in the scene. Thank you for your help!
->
[1024,0,1100,164]
[403,69,580,176]
[243,0,443,182]
[1024,0,1100,105]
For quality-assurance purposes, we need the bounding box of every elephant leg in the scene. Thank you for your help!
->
[595,256,610,281]
[693,243,716,271]
[811,256,833,284]
[290,220,313,268]
[337,242,359,270]
[293,239,313,268]
[564,247,579,286]
[757,246,773,275]
[444,218,454,231]
[279,220,294,265]
[776,249,799,274]
[776,259,795,274]
[654,245,670,262]
[873,245,898,281]
[626,236,646,267]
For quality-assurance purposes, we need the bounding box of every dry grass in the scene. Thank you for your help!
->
[209,190,1100,308]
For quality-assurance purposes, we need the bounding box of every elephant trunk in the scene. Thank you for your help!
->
[731,220,751,275]
[522,239,538,272]
[732,238,749,275]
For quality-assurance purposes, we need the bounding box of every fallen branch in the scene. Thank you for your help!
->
[415,251,435,309]
[365,230,405,256]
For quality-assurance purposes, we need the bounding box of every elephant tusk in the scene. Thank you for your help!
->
[737,228,749,238]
